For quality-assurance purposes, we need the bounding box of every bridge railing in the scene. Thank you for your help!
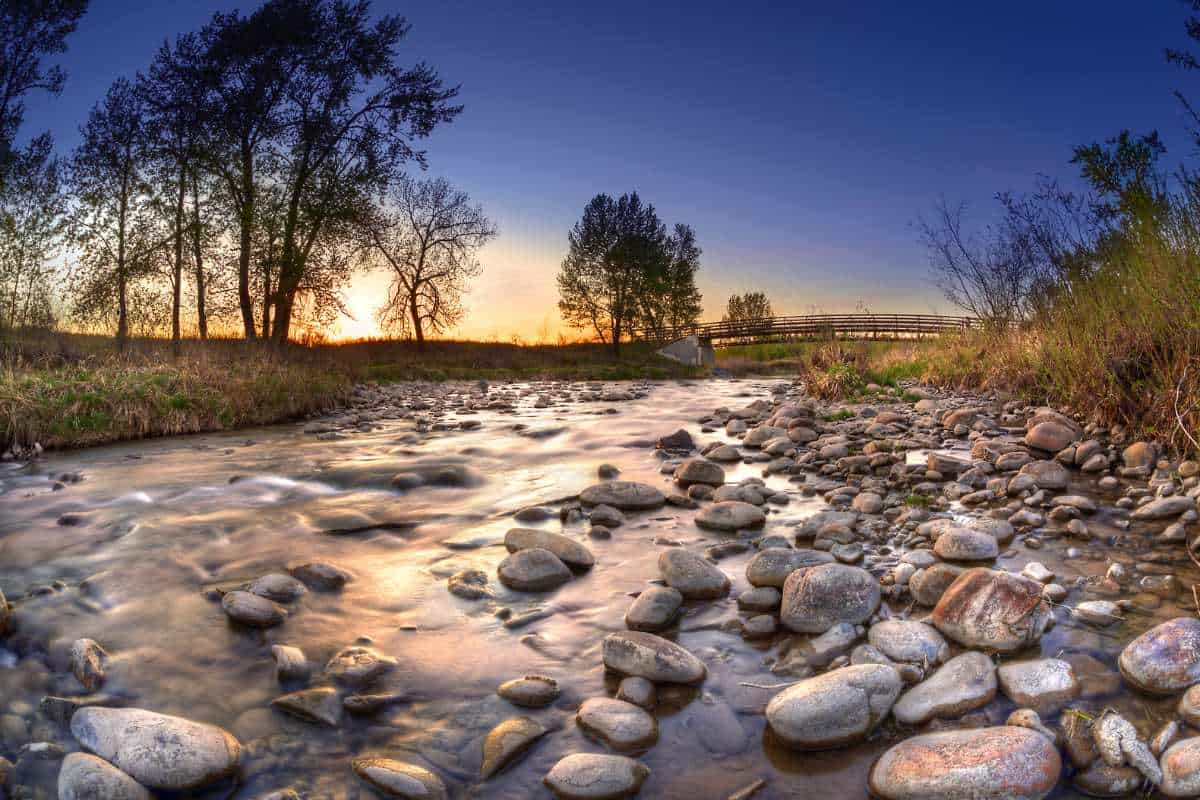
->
[640,313,979,345]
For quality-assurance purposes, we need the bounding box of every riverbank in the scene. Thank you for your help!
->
[0,332,702,453]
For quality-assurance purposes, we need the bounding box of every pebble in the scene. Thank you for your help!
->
[498,675,560,708]
[221,590,286,627]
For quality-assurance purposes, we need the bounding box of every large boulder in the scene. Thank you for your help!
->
[695,501,766,531]
[70,708,242,791]
[745,548,834,588]
[931,568,1050,653]
[780,563,881,634]
[868,726,1061,800]
[1118,617,1200,695]
[1122,441,1158,471]
[892,651,997,725]
[602,631,705,684]
[578,482,665,510]
[658,550,729,599]
[673,457,725,487]
[765,664,902,750]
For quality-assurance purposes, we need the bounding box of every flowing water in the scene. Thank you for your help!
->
[0,379,1196,798]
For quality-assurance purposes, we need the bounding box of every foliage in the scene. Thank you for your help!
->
[0,134,63,332]
[723,291,773,330]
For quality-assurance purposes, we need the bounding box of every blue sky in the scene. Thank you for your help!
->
[21,0,1200,338]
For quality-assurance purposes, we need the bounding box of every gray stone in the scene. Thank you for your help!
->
[543,753,649,800]
[673,458,725,487]
[780,563,880,634]
[602,631,705,684]
[658,550,729,599]
[745,548,833,588]
[576,698,658,753]
[270,645,309,682]
[997,659,1079,713]
[1119,617,1200,695]
[270,687,342,727]
[57,752,152,800]
[505,529,594,570]
[221,591,285,628]
[480,717,548,779]
[498,548,573,591]
[352,756,447,800]
[498,675,560,708]
[579,482,665,510]
[70,707,242,791]
[933,527,998,561]
[867,620,948,665]
[326,646,397,687]
[624,586,683,631]
[1163,737,1200,798]
[764,664,902,750]
[695,501,766,531]
[247,573,307,603]
[893,651,997,725]
[1132,496,1195,520]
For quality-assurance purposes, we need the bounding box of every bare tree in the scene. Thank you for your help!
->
[0,134,62,332]
[361,176,495,349]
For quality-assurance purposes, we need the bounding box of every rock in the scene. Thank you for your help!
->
[270,687,342,727]
[1093,711,1161,785]
[287,561,351,590]
[909,563,964,607]
[543,753,649,800]
[933,528,999,561]
[602,631,706,684]
[780,563,880,634]
[997,659,1079,712]
[1021,562,1054,583]
[0,586,9,636]
[221,591,286,628]
[1074,600,1121,627]
[57,752,152,800]
[579,482,665,510]
[1018,460,1069,490]
[70,707,242,791]
[1132,496,1195,520]
[325,646,397,687]
[893,651,997,725]
[1123,441,1158,471]
[505,529,595,570]
[270,645,309,682]
[447,569,491,600]
[497,675,560,708]
[624,586,683,631]
[247,573,307,602]
[745,425,787,447]
[674,457,725,487]
[707,444,742,462]
[764,664,902,750]
[745,548,834,588]
[1163,738,1200,797]
[343,692,406,716]
[931,568,1050,652]
[1073,760,1143,797]
[868,726,1061,800]
[352,756,447,800]
[498,548,573,591]
[616,677,655,710]
[69,639,107,692]
[1025,421,1079,452]
[1180,685,1200,728]
[852,492,883,514]
[658,550,729,599]
[737,586,782,611]
[590,504,624,528]
[695,501,766,531]
[577,698,658,753]
[867,620,949,665]
[1006,708,1058,744]
[1119,617,1200,694]
[480,717,548,779]
[657,429,694,451]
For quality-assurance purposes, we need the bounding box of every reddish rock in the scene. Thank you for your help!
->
[931,568,1050,653]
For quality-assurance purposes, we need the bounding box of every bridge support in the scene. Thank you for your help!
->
[657,334,715,367]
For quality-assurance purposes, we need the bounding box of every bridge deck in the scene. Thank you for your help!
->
[647,313,977,346]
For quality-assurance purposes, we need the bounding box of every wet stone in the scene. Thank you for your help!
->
[745,548,834,588]
[602,631,706,684]
[498,548,573,591]
[69,638,107,692]
[658,549,730,599]
[498,675,560,708]
[447,569,492,600]
[765,664,902,750]
[247,573,307,603]
[996,658,1079,713]
[543,753,649,800]
[505,528,595,570]
[695,501,766,531]
[270,687,342,727]
[780,563,881,634]
[57,752,152,800]
[221,590,286,628]
[1119,617,1200,695]
[270,645,310,682]
[867,620,948,665]
[579,481,665,510]
[616,677,655,709]
[576,697,658,753]
[352,756,447,800]
[287,561,351,590]
[892,651,997,725]
[480,716,548,779]
[326,646,397,687]
[624,586,683,632]
[931,568,1050,652]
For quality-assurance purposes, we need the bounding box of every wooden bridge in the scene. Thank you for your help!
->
[647,313,979,347]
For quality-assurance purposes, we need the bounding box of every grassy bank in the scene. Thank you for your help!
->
[717,339,936,395]
[0,332,700,452]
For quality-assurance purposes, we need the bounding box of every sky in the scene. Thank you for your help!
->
[20,0,1200,340]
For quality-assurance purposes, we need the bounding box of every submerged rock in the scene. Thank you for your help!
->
[352,756,447,800]
[695,501,766,531]
[498,548,573,591]
[221,590,286,628]
[70,707,242,791]
[658,549,729,599]
[271,687,342,727]
[498,675,560,708]
[57,752,152,800]
[480,717,548,779]
[325,646,397,687]
[579,482,665,510]
[543,753,649,800]
[1119,617,1200,695]
[765,664,902,750]
[576,697,658,753]
[602,631,705,684]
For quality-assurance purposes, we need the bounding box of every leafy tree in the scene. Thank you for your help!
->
[723,291,773,327]
[559,192,704,357]
[639,222,702,340]
[0,133,62,332]
[0,0,88,184]
[361,176,496,349]
[65,78,170,347]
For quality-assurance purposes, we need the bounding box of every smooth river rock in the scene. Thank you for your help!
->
[498,675,560,708]
[576,697,658,753]
[326,646,397,687]
[1162,737,1200,797]
[498,548,573,591]
[352,756,447,800]
[745,548,834,588]
[544,753,649,799]
[893,651,997,725]
[658,549,730,599]
[780,563,881,634]
[765,664,902,749]
[931,568,1050,652]
[480,716,548,779]
[933,527,999,561]
[505,529,595,570]
[57,752,152,800]
[221,590,286,628]
[869,726,1062,800]
[695,501,766,531]
[996,658,1079,712]
[70,707,242,791]
[602,631,706,684]
[624,586,683,631]
[673,457,725,487]
[1119,617,1200,695]
[579,482,665,510]
[867,620,949,665]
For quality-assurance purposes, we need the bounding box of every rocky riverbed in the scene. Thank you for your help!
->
[2,377,1200,798]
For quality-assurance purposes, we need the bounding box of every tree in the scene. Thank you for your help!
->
[0,133,62,332]
[638,223,703,341]
[723,291,773,328]
[557,192,674,358]
[0,0,88,184]
[361,176,495,349]
[265,0,461,343]
[66,78,170,348]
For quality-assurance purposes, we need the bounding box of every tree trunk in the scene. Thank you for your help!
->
[116,176,129,352]
[611,318,621,359]
[191,168,207,339]
[171,162,185,355]
[237,144,256,338]
[410,292,425,351]
[261,253,271,338]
